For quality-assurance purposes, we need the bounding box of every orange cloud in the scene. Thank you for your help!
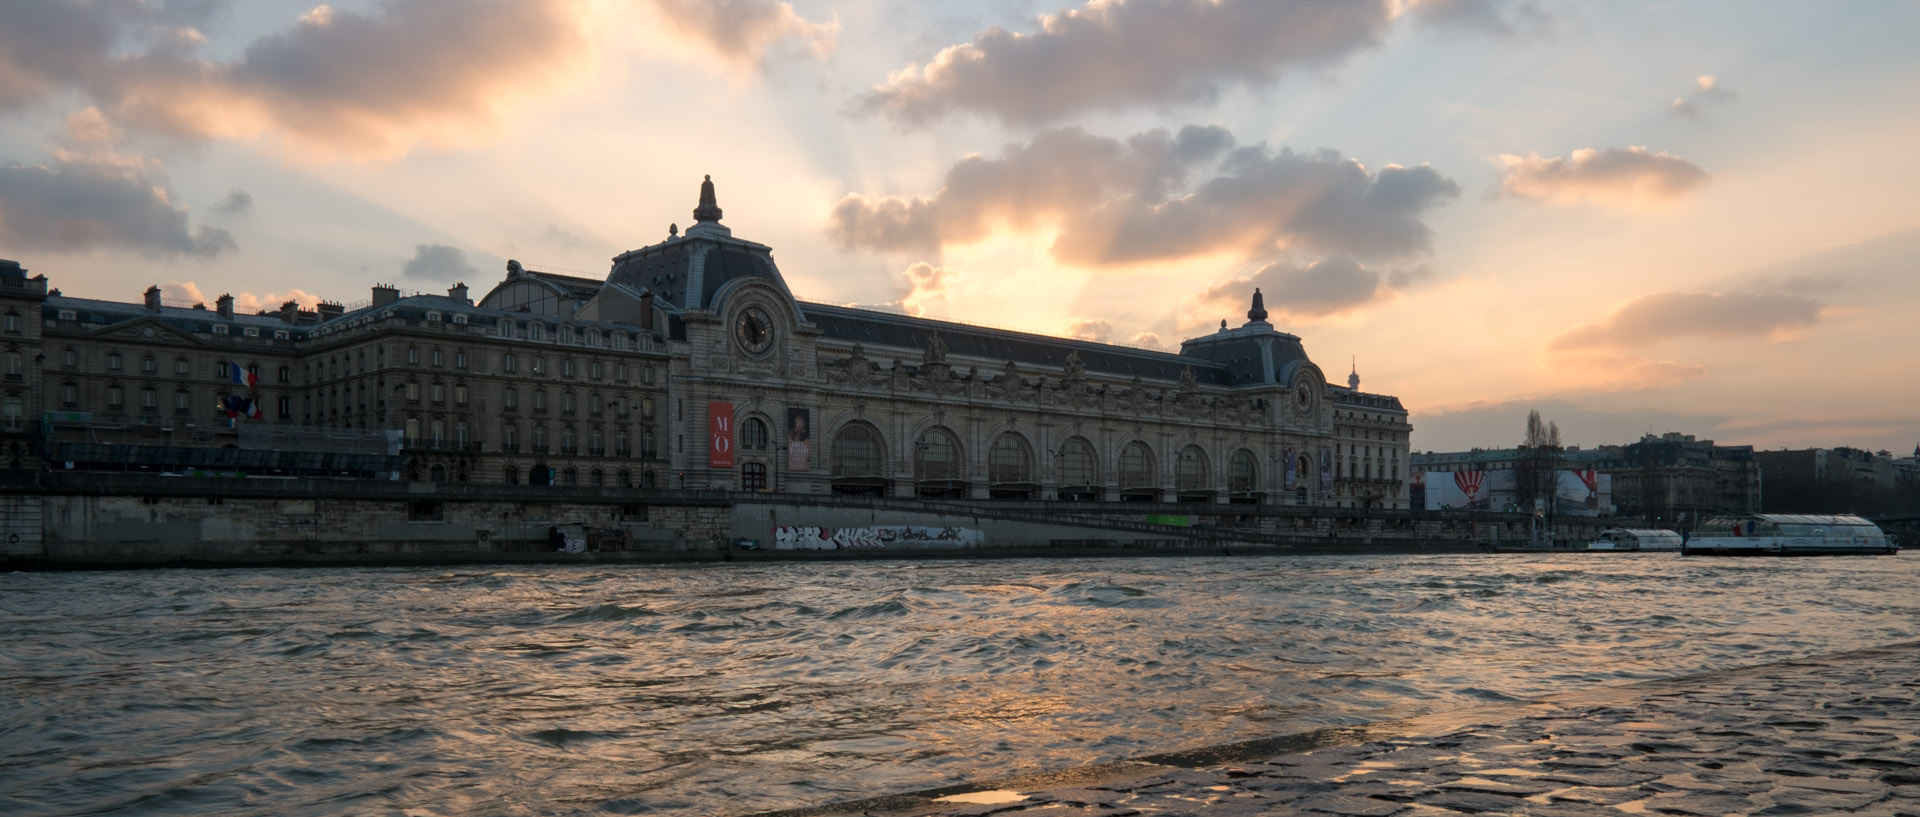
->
[648,0,836,69]
[1496,147,1708,208]
[1548,291,1826,352]
[8,0,594,159]
[162,281,326,314]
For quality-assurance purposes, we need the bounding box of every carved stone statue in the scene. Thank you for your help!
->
[506,259,526,276]
[924,330,948,365]
[1178,365,1198,392]
[1062,350,1084,380]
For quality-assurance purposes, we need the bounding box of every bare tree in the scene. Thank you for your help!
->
[1514,410,1565,520]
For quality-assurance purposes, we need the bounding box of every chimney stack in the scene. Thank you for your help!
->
[448,282,470,304]
[372,283,400,307]
[317,301,345,321]
[216,293,234,319]
[279,299,299,325]
[640,291,655,331]
[144,285,162,312]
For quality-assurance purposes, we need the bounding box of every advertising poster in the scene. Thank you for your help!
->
[1283,446,1295,487]
[787,406,811,471]
[708,401,734,468]
[1319,448,1332,498]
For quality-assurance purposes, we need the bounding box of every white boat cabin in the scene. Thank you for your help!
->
[1685,513,1897,556]
[1587,528,1684,551]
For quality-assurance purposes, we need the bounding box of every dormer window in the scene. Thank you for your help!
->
[426,311,442,322]
[243,327,259,337]
[529,323,544,341]
[212,325,229,335]
[451,314,469,325]
[274,330,289,340]
[58,309,77,321]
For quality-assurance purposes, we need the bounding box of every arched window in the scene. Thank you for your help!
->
[642,470,656,488]
[1119,442,1155,488]
[832,424,884,478]
[562,467,577,485]
[914,427,961,482]
[741,417,769,450]
[503,466,519,484]
[430,464,446,482]
[590,469,604,486]
[617,469,631,487]
[988,434,1032,484]
[1175,445,1208,493]
[1059,437,1098,486]
[1229,450,1258,494]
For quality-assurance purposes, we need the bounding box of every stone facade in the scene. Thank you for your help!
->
[0,178,1411,508]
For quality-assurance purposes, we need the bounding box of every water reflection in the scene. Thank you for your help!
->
[2,553,1916,816]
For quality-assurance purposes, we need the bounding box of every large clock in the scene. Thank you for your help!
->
[1293,378,1315,415]
[735,306,774,355]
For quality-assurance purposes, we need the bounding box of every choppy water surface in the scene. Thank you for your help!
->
[4,553,1918,816]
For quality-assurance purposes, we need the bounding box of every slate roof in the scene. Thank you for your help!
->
[798,301,1238,386]
[45,295,308,337]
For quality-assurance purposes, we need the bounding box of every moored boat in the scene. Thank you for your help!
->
[1682,513,1898,556]
[1587,528,1684,551]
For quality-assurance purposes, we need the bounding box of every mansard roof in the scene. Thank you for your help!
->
[45,295,307,336]
[799,302,1236,386]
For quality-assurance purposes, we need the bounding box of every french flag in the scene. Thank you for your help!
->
[230,361,257,388]
[221,395,262,420]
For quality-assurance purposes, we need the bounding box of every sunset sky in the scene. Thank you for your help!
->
[3,0,1917,455]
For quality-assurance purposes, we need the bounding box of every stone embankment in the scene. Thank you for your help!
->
[772,642,1920,817]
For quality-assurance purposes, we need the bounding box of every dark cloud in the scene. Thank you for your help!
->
[861,0,1396,126]
[830,126,1458,267]
[1412,0,1554,37]
[211,189,252,215]
[1,0,588,156]
[1497,147,1709,208]
[0,157,234,258]
[647,0,835,68]
[401,243,479,282]
[1670,75,1736,118]
[1190,257,1391,324]
[1548,291,1826,352]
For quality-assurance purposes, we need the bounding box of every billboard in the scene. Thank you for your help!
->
[708,402,733,468]
[1420,469,1613,515]
[786,406,811,471]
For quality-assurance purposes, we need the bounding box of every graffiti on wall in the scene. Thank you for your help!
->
[771,525,984,550]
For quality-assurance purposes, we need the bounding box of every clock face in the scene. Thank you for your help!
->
[735,306,774,354]
[1293,380,1314,414]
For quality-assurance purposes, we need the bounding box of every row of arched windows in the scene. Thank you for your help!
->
[822,424,1268,494]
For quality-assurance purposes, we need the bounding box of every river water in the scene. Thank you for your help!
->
[4,553,1917,816]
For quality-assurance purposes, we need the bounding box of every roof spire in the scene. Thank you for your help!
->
[1348,356,1360,390]
[1247,287,1268,322]
[693,174,723,223]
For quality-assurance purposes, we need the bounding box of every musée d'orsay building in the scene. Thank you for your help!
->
[0,177,1411,508]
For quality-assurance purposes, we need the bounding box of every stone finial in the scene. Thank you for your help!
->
[693,174,723,223]
[1248,287,1268,322]
[669,223,679,238]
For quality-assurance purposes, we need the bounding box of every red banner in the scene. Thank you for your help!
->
[708,402,734,468]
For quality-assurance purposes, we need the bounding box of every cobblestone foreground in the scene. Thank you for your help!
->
[770,642,1920,817]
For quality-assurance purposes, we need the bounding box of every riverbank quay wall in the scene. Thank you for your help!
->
[0,473,1616,569]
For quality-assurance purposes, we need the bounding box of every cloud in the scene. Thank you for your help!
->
[0,157,234,258]
[1670,74,1736,118]
[1537,351,1710,392]
[1065,319,1112,342]
[1547,291,1827,352]
[830,126,1458,267]
[1186,257,1418,326]
[1,0,591,158]
[401,243,479,282]
[900,261,960,317]
[161,280,326,313]
[646,0,836,69]
[1496,147,1709,208]
[1410,0,1554,37]
[1128,331,1168,351]
[211,189,253,215]
[860,0,1396,126]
